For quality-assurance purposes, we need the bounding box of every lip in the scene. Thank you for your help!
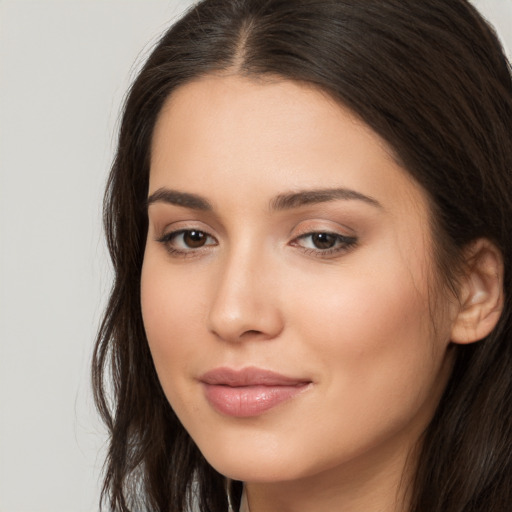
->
[199,367,311,417]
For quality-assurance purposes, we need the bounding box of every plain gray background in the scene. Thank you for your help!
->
[0,1,510,511]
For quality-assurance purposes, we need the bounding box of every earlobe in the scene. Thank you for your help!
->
[450,239,504,345]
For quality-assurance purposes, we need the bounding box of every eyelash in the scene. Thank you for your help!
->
[156,229,357,259]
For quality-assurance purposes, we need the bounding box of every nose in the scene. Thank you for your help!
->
[207,249,284,343]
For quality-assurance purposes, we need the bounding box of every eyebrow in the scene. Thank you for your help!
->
[269,188,382,210]
[146,186,382,211]
[146,188,213,211]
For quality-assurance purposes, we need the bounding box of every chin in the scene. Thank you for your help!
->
[195,433,343,485]
[193,434,306,482]
[209,459,305,483]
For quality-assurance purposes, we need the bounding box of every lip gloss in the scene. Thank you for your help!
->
[203,383,308,417]
[200,367,311,417]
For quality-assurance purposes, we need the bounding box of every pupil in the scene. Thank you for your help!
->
[184,230,206,248]
[312,233,336,249]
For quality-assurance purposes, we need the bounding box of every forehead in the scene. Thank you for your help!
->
[149,74,429,219]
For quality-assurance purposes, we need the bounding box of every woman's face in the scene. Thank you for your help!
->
[141,75,457,484]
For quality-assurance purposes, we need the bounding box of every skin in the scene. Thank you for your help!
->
[141,74,461,512]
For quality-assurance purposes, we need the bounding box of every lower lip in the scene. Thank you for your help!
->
[203,383,309,417]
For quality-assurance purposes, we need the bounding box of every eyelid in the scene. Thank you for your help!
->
[289,218,356,238]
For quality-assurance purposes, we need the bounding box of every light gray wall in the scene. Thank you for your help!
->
[0,1,510,511]
[0,2,195,511]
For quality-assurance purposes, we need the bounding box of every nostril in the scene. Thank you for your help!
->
[244,330,262,336]
[237,329,265,341]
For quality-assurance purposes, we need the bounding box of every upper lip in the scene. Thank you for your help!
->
[200,367,311,387]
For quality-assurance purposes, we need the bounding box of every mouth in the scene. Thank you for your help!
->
[199,367,312,417]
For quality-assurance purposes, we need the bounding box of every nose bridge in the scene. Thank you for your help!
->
[207,238,283,342]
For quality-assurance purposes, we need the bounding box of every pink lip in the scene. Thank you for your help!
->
[200,367,311,417]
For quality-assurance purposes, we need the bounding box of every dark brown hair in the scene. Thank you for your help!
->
[93,1,512,510]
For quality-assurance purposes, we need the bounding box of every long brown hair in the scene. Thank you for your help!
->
[93,1,512,510]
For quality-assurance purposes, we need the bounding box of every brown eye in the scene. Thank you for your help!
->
[183,230,208,248]
[311,233,337,249]
[292,231,358,257]
[157,229,217,255]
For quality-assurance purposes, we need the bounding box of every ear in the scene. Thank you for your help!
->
[451,239,504,345]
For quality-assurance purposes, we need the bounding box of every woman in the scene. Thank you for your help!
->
[93,1,512,511]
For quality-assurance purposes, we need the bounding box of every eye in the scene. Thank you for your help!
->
[292,231,357,256]
[306,232,338,250]
[157,229,217,255]
[179,230,210,248]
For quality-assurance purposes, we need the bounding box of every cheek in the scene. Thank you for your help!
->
[288,243,445,419]
[291,245,432,352]
[140,255,206,391]
[296,273,433,392]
